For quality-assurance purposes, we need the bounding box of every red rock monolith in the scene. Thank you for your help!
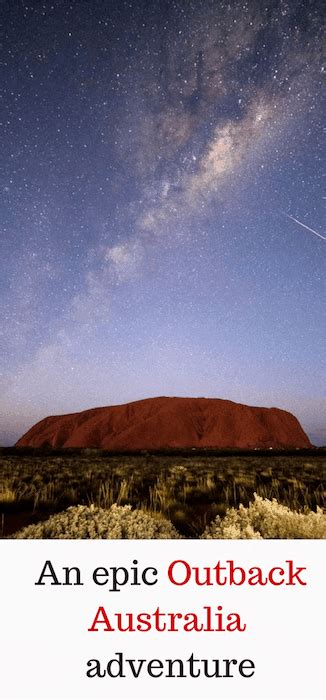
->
[16,396,312,449]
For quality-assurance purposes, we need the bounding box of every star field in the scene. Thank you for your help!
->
[1,0,325,445]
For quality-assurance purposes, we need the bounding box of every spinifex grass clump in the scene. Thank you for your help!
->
[11,503,181,539]
[201,494,326,539]
[0,480,16,503]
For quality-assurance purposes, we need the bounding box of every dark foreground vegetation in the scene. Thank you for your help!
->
[0,447,325,537]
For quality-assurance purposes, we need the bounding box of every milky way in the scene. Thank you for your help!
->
[1,0,325,445]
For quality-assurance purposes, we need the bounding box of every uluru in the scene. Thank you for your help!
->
[16,396,311,449]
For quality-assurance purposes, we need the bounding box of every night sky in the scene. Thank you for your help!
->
[1,0,325,446]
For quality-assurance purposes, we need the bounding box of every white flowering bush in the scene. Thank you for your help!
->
[201,494,326,539]
[11,503,181,539]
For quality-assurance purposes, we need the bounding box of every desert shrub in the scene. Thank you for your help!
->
[201,494,326,539]
[11,503,181,539]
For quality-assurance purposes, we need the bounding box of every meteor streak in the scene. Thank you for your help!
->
[284,213,326,241]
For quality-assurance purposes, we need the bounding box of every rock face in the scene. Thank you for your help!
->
[16,396,311,449]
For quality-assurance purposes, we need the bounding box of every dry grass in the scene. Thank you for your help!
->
[0,450,325,537]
